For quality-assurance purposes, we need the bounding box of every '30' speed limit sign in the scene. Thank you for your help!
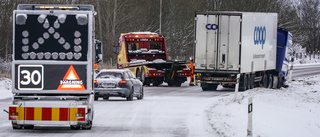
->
[18,65,43,90]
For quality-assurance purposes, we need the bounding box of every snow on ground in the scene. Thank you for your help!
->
[0,78,12,100]
[207,75,320,137]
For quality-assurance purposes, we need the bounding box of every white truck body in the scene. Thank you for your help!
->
[194,12,277,73]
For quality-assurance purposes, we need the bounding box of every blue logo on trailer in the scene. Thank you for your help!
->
[206,24,218,30]
[254,26,266,49]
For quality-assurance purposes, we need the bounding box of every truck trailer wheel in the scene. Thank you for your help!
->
[239,74,248,91]
[201,83,217,91]
[263,73,268,88]
[141,68,145,83]
[174,82,182,87]
[268,74,273,88]
[277,76,284,89]
[136,69,141,81]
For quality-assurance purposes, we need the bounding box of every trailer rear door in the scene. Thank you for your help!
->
[195,13,241,72]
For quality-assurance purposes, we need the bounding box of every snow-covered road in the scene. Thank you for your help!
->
[0,81,229,137]
[0,63,320,137]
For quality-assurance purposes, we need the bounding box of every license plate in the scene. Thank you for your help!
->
[102,83,115,88]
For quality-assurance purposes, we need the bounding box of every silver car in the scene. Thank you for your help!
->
[94,69,143,101]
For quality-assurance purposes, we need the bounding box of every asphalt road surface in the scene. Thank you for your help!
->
[0,63,319,137]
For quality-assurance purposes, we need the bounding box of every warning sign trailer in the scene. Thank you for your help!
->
[7,4,101,130]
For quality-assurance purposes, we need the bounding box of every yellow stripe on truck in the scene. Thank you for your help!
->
[52,108,60,121]
[16,107,24,120]
[69,107,78,121]
[34,107,42,121]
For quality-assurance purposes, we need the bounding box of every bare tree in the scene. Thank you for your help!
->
[297,0,320,52]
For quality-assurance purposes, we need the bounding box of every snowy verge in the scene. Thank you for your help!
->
[0,78,12,100]
[207,75,320,137]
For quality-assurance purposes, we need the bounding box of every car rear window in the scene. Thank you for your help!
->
[97,72,122,79]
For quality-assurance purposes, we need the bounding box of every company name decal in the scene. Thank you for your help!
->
[254,26,266,49]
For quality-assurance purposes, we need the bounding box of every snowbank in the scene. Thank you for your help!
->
[207,76,320,137]
[0,78,12,100]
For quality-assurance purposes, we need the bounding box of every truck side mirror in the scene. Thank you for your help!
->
[95,40,102,63]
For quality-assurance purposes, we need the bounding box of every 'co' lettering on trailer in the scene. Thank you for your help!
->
[206,24,219,30]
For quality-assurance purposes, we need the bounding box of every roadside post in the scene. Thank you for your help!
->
[233,74,240,102]
[247,97,253,136]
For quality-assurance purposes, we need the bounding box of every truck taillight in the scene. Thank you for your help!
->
[9,107,18,120]
[149,73,160,76]
[155,38,163,41]
[126,38,135,42]
[76,113,85,117]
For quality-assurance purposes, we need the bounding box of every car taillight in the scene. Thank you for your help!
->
[94,80,98,84]
[119,81,127,84]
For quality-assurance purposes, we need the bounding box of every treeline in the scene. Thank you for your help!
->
[0,0,319,63]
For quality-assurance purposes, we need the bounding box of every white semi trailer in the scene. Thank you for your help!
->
[194,11,292,91]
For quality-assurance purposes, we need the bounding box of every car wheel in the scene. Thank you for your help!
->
[94,94,99,101]
[137,87,144,100]
[103,97,109,100]
[126,88,134,101]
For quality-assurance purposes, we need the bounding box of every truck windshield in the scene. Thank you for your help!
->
[126,41,164,52]
[149,43,162,50]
